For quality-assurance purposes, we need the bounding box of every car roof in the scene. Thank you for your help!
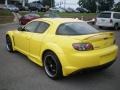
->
[34,18,84,24]
[101,11,120,13]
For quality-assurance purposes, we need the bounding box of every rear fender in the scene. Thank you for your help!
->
[40,43,69,76]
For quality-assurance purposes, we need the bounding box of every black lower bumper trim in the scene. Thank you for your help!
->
[71,59,116,75]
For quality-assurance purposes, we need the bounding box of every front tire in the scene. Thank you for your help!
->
[43,51,63,80]
[6,35,14,52]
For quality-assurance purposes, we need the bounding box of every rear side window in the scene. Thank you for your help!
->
[97,13,111,18]
[56,22,99,35]
[113,13,120,19]
[25,21,39,32]
[35,22,49,33]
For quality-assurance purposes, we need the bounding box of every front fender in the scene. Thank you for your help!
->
[6,31,15,50]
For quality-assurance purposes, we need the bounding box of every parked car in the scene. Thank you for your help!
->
[28,2,46,12]
[19,13,40,25]
[43,9,60,18]
[0,4,6,10]
[17,5,29,11]
[74,9,80,13]
[50,7,65,13]
[6,4,19,12]
[6,18,118,79]
[13,3,28,11]
[96,11,120,30]
[76,7,89,13]
[65,8,74,13]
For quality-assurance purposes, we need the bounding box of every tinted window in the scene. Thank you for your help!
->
[113,13,120,19]
[98,13,111,18]
[56,22,99,35]
[35,22,49,33]
[24,21,39,32]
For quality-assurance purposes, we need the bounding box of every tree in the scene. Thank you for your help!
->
[112,2,120,12]
[78,0,114,13]
[98,0,114,11]
[42,0,55,7]
[78,0,96,12]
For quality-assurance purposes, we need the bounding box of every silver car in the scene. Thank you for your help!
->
[6,5,19,12]
[96,11,120,30]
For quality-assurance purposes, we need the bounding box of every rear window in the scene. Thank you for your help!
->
[97,13,111,18]
[113,13,120,19]
[56,22,99,35]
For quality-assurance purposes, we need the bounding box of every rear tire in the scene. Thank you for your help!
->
[114,23,119,30]
[43,51,63,80]
[6,35,14,52]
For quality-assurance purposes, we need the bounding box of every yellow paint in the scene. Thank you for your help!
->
[6,18,118,76]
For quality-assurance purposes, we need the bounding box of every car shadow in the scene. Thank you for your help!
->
[11,51,116,81]
[57,68,115,86]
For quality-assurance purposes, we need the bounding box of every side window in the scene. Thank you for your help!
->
[113,13,120,19]
[56,24,75,35]
[24,21,39,32]
[35,22,49,33]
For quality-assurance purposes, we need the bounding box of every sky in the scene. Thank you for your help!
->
[29,0,120,9]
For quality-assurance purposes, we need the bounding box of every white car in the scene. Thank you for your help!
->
[96,11,120,30]
[50,8,65,13]
[6,5,19,12]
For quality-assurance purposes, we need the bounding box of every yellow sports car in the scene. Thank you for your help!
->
[6,18,118,79]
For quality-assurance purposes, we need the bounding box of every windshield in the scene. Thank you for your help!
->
[56,22,99,35]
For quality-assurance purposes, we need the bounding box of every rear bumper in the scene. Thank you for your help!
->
[77,59,115,72]
[70,59,116,76]
[96,22,114,27]
[62,45,118,76]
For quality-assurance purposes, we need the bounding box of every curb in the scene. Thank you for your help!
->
[0,22,17,26]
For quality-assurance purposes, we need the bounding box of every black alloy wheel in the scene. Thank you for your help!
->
[43,51,63,80]
[6,35,14,52]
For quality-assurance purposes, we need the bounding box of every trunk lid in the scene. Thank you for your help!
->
[71,32,115,50]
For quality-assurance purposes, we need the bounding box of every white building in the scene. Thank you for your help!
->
[0,0,28,7]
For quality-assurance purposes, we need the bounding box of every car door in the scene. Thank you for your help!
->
[113,13,120,27]
[29,21,50,63]
[14,21,39,55]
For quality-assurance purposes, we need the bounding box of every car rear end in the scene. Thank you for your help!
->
[96,12,114,27]
[67,32,117,70]
[56,21,118,76]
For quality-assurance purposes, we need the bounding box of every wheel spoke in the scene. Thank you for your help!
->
[45,56,57,77]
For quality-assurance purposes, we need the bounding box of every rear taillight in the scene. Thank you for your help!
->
[72,43,94,51]
[110,19,113,23]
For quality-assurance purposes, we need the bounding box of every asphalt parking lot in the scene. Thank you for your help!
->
[0,23,120,90]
